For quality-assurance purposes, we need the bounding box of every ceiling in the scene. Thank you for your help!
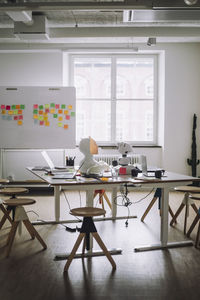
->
[1,0,200,50]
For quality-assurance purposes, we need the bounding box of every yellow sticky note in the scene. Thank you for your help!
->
[58,116,63,121]
[50,108,55,114]
[2,110,6,114]
[58,122,63,127]
[18,120,23,125]
[64,110,69,115]
[33,114,38,119]
[45,121,50,126]
[8,110,13,115]
[44,116,48,121]
[68,105,72,110]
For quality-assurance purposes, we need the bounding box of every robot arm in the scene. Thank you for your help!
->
[117,142,132,166]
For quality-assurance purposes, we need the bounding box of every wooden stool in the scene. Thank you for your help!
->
[64,207,116,272]
[170,186,200,234]
[141,188,175,222]
[0,179,13,228]
[0,187,29,230]
[3,198,47,257]
[93,189,112,214]
[186,195,200,248]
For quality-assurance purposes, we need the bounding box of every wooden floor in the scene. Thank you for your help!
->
[0,188,200,300]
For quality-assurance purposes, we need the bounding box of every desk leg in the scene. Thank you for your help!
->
[54,186,61,222]
[134,186,193,252]
[112,187,117,218]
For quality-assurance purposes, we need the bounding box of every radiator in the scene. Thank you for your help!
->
[94,154,141,165]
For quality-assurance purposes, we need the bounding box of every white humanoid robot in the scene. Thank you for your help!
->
[79,137,109,175]
[117,142,132,166]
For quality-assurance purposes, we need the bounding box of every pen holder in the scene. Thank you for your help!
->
[66,157,75,166]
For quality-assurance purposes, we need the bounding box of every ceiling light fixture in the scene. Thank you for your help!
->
[147,37,156,46]
[184,0,198,5]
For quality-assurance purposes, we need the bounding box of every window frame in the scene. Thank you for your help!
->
[69,53,158,146]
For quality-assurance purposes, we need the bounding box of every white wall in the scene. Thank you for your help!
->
[1,45,200,180]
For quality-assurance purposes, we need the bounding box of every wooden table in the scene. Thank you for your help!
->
[28,168,199,252]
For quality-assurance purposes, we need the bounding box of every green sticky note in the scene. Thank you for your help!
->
[33,109,38,114]
[58,122,63,127]
[53,114,58,118]
[12,105,16,109]
[50,103,55,107]
[39,105,43,110]
[38,116,43,121]
[13,110,18,115]
[21,104,25,109]
[45,104,50,109]
[71,112,75,117]
[61,104,66,109]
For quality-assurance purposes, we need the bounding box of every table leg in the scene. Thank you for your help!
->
[112,187,117,218]
[54,186,61,222]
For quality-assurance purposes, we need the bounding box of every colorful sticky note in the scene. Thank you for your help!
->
[19,115,23,120]
[18,110,22,115]
[38,116,43,121]
[39,105,44,110]
[71,112,75,117]
[40,121,44,126]
[1,110,6,115]
[16,105,20,109]
[58,116,63,121]
[7,116,12,121]
[45,108,50,113]
[64,124,68,129]
[61,104,66,109]
[50,103,55,108]
[14,116,18,120]
[55,104,60,109]
[50,109,55,114]
[8,111,13,115]
[34,104,38,109]
[58,122,63,127]
[58,109,63,114]
[65,115,70,120]
[33,115,38,119]
[34,119,38,124]
[33,109,38,114]
[1,105,5,109]
[20,105,25,109]
[44,116,48,121]
[39,110,43,115]
[68,105,72,110]
[45,104,50,109]
[12,105,16,109]
[13,110,18,115]
[18,120,23,125]
[53,114,58,118]
[45,121,50,126]
[64,110,69,115]
[6,105,11,110]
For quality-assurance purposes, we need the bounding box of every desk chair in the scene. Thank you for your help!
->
[0,179,12,229]
[93,189,112,214]
[3,197,47,257]
[141,188,175,222]
[0,187,29,230]
[186,195,200,248]
[170,186,200,234]
[64,207,116,272]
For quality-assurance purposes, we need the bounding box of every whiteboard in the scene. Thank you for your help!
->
[0,86,76,149]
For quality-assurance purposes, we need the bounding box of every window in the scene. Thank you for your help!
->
[69,54,158,145]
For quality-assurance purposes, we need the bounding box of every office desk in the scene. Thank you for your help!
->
[28,168,199,252]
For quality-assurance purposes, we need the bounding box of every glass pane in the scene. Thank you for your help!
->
[74,57,111,99]
[76,100,111,142]
[116,101,153,142]
[116,58,154,99]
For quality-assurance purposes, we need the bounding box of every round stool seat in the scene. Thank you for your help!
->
[70,207,106,217]
[189,195,200,201]
[0,187,28,196]
[174,186,200,193]
[3,198,36,206]
[0,179,9,184]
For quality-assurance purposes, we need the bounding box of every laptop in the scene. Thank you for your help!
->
[141,155,166,177]
[41,151,76,179]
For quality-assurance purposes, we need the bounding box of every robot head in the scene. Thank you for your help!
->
[117,142,132,156]
[79,137,98,156]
